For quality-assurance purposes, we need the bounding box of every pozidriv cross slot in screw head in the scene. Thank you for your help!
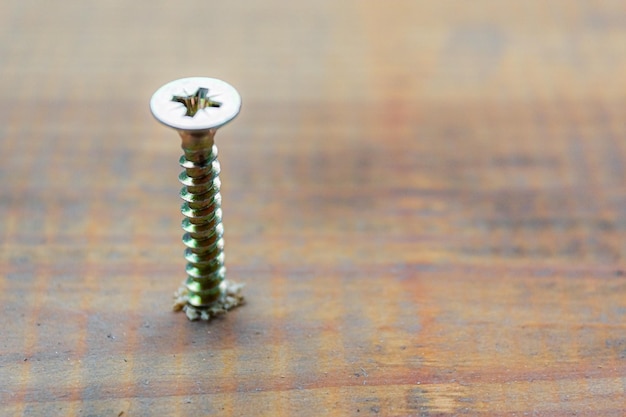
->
[150,77,244,321]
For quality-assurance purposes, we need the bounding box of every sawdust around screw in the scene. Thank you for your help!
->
[173,280,245,321]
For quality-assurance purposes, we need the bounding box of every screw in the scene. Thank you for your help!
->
[150,77,244,321]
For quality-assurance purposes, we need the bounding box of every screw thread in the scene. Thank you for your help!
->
[179,141,226,307]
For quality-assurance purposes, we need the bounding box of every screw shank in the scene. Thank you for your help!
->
[179,129,216,158]
[178,129,226,307]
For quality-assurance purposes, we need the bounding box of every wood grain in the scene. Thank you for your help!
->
[1,1,626,416]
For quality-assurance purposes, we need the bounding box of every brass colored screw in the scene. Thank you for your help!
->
[150,77,244,321]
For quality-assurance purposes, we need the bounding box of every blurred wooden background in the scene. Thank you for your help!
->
[1,1,626,415]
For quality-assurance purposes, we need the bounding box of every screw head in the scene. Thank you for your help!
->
[150,77,241,131]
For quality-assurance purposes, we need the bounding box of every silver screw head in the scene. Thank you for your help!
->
[150,77,242,131]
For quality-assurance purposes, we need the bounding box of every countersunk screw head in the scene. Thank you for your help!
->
[150,77,241,131]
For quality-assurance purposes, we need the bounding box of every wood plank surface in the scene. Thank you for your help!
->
[1,1,626,415]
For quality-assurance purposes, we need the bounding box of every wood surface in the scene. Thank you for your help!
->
[1,1,626,415]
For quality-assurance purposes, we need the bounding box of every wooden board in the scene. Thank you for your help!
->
[1,1,626,415]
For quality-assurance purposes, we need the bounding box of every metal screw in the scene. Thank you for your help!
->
[150,77,244,321]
